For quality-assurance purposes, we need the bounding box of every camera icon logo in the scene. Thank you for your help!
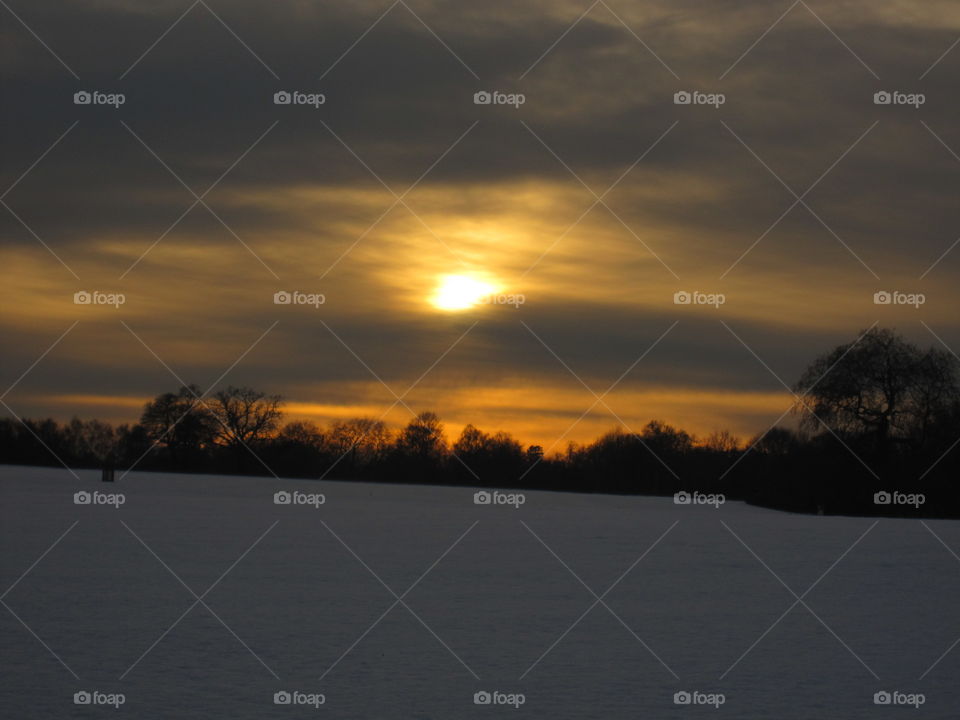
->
[474,91,492,105]
[874,691,891,705]
[74,491,92,505]
[673,491,691,505]
[274,690,292,704]
[874,491,891,505]
[274,291,292,305]
[673,690,692,705]
[274,491,291,505]
[274,91,292,105]
[74,290,92,305]
[474,491,491,505]
[873,291,891,305]
[474,691,492,705]
[74,91,92,105]
[873,91,892,105]
[673,291,691,305]
[74,691,92,705]
[674,91,691,105]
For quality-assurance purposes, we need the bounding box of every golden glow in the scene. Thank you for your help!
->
[430,274,496,311]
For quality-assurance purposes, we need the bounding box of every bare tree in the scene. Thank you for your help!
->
[641,421,693,454]
[454,425,523,465]
[328,417,392,466]
[205,386,284,449]
[140,384,215,460]
[64,418,118,462]
[703,429,741,453]
[277,420,325,449]
[793,328,960,453]
[396,411,447,460]
[453,424,489,456]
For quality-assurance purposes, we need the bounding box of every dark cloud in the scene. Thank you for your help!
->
[2,0,960,440]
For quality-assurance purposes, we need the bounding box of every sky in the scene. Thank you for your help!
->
[2,0,960,451]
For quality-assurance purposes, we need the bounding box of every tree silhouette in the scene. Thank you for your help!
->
[793,328,960,455]
[328,417,392,470]
[64,418,117,463]
[277,420,325,448]
[3,328,958,517]
[453,424,525,481]
[396,411,447,460]
[140,384,215,462]
[205,386,284,450]
[703,429,741,453]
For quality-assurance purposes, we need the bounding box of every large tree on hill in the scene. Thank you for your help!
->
[793,328,960,453]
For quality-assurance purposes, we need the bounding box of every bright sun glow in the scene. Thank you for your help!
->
[431,274,496,311]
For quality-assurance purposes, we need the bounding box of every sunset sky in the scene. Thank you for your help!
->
[2,0,960,451]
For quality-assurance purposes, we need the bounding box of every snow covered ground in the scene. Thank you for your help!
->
[1,464,958,718]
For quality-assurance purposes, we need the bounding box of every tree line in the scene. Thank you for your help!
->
[1,328,958,517]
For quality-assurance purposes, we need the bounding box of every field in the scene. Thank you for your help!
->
[1,465,958,718]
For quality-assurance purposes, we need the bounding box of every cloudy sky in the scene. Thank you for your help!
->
[2,0,960,450]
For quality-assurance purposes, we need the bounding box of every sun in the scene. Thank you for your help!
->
[431,274,496,311]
